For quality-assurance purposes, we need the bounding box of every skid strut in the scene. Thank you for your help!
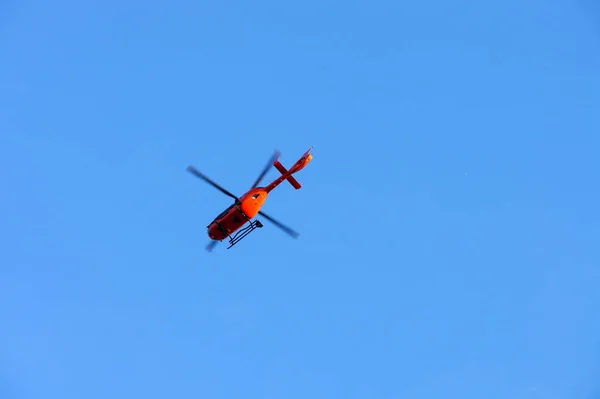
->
[227,219,263,249]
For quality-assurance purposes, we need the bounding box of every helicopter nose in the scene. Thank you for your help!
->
[208,223,226,240]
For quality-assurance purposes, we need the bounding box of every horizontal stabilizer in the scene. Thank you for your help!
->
[273,159,302,189]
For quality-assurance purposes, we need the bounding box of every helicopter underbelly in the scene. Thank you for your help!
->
[208,207,248,240]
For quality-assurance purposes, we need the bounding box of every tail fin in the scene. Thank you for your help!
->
[273,159,302,189]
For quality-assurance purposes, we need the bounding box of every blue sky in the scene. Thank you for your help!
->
[1,0,600,398]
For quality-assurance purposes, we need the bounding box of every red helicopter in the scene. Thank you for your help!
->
[186,146,314,251]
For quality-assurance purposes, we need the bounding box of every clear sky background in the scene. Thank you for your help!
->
[1,0,600,398]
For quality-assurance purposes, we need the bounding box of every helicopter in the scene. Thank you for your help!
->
[186,146,313,251]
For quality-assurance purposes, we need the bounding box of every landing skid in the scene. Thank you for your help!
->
[227,219,263,249]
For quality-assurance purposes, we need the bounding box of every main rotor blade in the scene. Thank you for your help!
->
[186,165,240,201]
[251,150,281,188]
[206,240,219,252]
[258,211,299,238]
